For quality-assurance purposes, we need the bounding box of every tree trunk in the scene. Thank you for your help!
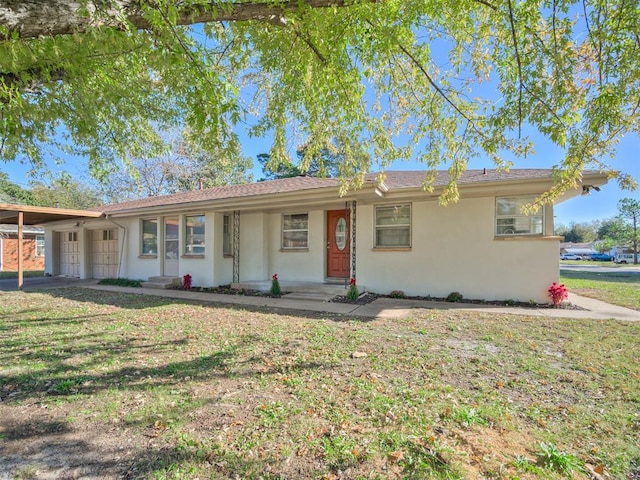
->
[634,216,638,265]
[0,0,369,40]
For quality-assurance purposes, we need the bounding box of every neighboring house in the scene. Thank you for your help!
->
[559,243,597,257]
[41,169,608,303]
[0,224,45,271]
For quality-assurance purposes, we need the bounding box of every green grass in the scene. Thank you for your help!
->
[0,270,44,279]
[560,270,640,310]
[0,287,639,479]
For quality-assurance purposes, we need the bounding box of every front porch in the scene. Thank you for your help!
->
[232,280,355,302]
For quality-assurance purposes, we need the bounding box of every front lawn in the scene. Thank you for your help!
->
[0,288,638,479]
[0,270,44,279]
[561,270,640,310]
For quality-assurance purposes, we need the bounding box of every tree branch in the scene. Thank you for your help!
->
[506,0,523,138]
[0,0,377,41]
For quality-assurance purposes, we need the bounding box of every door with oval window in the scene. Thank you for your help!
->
[326,210,350,278]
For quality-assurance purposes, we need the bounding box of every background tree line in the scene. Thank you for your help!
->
[556,198,640,255]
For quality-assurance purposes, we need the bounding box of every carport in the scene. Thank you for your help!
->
[0,203,103,290]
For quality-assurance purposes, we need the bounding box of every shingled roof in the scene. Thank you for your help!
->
[97,169,558,214]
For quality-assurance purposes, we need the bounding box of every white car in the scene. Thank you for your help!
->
[560,254,581,260]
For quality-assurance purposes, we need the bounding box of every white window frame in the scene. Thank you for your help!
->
[282,213,309,250]
[374,204,412,248]
[495,196,544,236]
[141,218,158,255]
[184,214,206,255]
[35,235,45,257]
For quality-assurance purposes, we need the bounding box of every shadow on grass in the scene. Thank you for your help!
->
[0,310,337,403]
[0,414,278,480]
[28,285,375,322]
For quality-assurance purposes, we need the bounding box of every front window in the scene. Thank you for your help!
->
[282,213,308,249]
[35,236,45,257]
[141,219,158,254]
[375,204,411,247]
[223,214,232,256]
[185,215,205,255]
[496,196,543,236]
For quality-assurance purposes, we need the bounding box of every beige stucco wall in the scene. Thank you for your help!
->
[212,213,234,287]
[356,197,559,303]
[265,210,326,283]
[239,212,269,282]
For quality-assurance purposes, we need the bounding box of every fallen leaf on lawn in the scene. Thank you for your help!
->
[388,451,404,463]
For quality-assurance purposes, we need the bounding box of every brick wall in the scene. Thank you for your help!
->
[1,237,45,271]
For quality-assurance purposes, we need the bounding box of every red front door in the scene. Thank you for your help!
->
[326,209,350,278]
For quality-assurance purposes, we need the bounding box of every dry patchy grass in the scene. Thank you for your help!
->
[0,288,639,479]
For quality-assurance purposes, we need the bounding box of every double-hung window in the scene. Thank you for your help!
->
[35,236,45,257]
[375,204,411,247]
[185,215,205,255]
[495,196,543,236]
[141,219,158,254]
[282,213,308,249]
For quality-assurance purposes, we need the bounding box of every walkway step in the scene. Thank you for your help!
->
[142,276,181,289]
[233,281,349,296]
[282,292,339,302]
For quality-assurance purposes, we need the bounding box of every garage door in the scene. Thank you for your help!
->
[60,231,80,277]
[91,229,119,279]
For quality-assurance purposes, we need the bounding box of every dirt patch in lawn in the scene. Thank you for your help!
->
[1,288,638,479]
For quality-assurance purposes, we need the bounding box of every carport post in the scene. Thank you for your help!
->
[18,211,24,290]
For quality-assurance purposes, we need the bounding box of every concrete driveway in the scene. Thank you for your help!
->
[0,276,95,292]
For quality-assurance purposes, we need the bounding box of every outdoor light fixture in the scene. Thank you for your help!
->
[582,184,601,195]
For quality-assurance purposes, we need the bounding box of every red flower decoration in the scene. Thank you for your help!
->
[548,282,568,307]
[272,274,278,281]
[349,278,356,286]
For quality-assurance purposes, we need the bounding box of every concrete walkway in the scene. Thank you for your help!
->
[3,276,637,321]
[76,283,639,322]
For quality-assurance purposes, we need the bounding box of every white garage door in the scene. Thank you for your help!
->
[60,231,80,277]
[91,229,119,279]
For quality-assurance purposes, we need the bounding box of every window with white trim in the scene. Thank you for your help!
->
[375,204,411,247]
[35,236,45,257]
[282,213,308,249]
[185,215,205,255]
[495,196,543,236]
[141,219,158,254]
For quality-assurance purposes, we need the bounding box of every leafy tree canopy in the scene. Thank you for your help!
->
[1,0,638,203]
[258,140,360,180]
[555,221,598,244]
[97,131,253,203]
[30,175,103,209]
[616,197,640,263]
[0,172,34,205]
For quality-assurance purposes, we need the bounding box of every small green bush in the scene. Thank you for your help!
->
[270,274,281,296]
[389,290,406,298]
[346,278,359,301]
[97,278,142,287]
[446,291,463,303]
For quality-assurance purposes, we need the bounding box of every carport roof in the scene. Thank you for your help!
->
[0,203,103,225]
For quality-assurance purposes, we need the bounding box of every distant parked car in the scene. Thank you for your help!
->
[615,253,636,264]
[590,253,613,261]
[560,254,582,260]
